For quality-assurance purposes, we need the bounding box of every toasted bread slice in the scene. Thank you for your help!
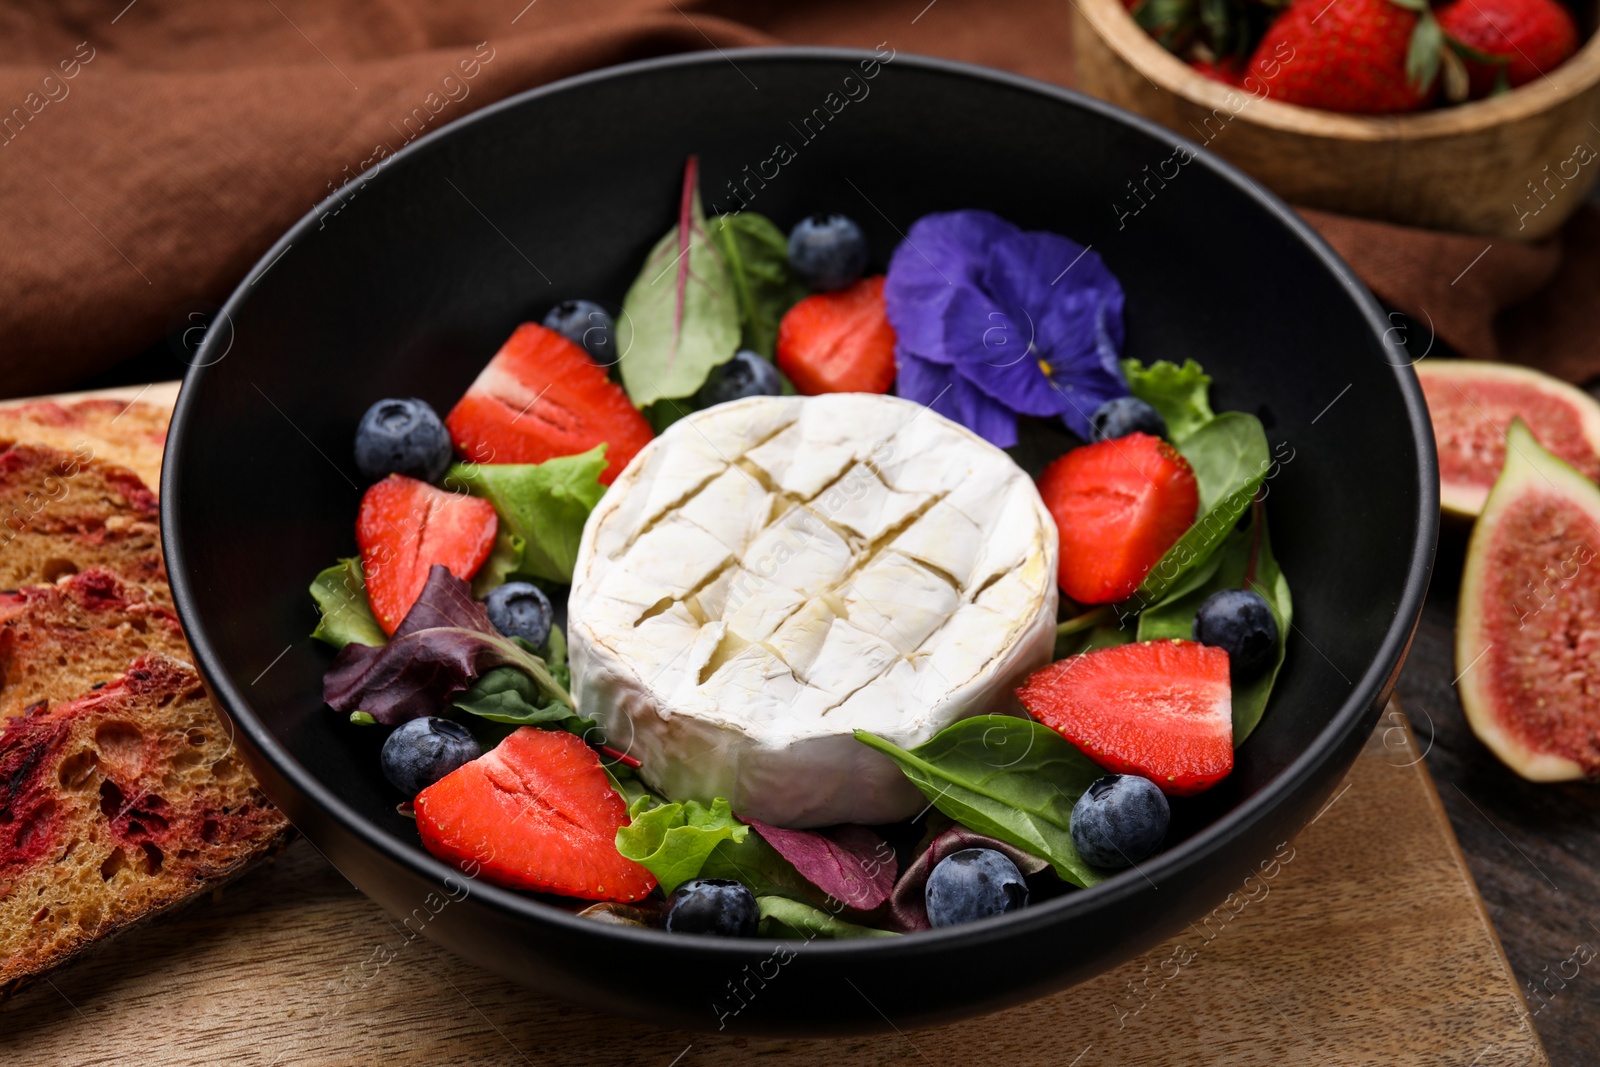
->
[0,654,291,996]
[0,399,168,494]
[0,568,191,724]
[0,442,165,596]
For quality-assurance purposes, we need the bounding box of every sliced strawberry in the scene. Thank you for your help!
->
[415,727,656,902]
[357,474,497,634]
[446,323,653,485]
[1038,432,1199,604]
[776,275,897,395]
[1019,640,1233,795]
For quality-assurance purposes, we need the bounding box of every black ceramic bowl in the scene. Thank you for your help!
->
[162,49,1436,1035]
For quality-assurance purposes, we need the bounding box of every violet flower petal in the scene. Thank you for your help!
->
[884,210,1020,361]
[893,348,963,422]
[953,376,1020,449]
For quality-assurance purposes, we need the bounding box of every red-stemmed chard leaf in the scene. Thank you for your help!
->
[324,565,568,725]
[742,817,897,911]
[614,155,741,409]
[888,827,1050,932]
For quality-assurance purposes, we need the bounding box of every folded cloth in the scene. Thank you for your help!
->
[0,0,1591,395]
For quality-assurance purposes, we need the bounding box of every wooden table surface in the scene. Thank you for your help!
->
[1396,527,1600,1067]
[6,380,1595,1063]
[1,710,1548,1066]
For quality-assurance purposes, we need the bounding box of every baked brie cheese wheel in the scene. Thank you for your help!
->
[567,394,1058,828]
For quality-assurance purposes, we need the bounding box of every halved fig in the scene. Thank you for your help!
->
[1418,360,1600,519]
[1457,419,1600,780]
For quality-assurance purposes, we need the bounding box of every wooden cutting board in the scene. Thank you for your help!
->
[0,385,1550,1066]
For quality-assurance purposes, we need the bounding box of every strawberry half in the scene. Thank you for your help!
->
[776,275,897,395]
[357,474,497,634]
[446,323,653,485]
[1038,433,1199,604]
[1019,640,1234,795]
[415,727,656,902]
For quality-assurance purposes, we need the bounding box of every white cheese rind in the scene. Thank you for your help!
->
[568,394,1059,828]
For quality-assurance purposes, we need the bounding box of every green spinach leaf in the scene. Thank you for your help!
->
[616,158,741,408]
[614,796,749,895]
[1132,412,1270,607]
[756,896,898,939]
[309,558,386,649]
[1122,358,1215,443]
[444,446,608,585]
[854,716,1107,887]
[708,213,809,359]
[452,665,589,729]
[1137,515,1292,743]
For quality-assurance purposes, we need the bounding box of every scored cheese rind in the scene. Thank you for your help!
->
[568,394,1059,828]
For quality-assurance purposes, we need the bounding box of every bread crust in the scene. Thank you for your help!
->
[0,655,292,996]
[0,435,292,995]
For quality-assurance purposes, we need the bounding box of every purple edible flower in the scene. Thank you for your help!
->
[884,209,1128,446]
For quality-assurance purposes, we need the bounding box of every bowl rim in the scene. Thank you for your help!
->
[1074,0,1600,139]
[161,45,1440,961]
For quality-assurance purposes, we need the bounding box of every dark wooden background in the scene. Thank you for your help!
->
[1396,523,1600,1067]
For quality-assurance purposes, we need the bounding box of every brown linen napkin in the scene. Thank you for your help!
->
[0,0,1591,396]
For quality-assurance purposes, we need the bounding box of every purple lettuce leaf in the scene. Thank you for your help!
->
[743,817,898,911]
[887,826,1051,933]
[323,565,569,725]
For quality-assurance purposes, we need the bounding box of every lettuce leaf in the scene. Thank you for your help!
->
[444,446,608,586]
[742,818,896,911]
[1121,358,1215,443]
[756,896,898,939]
[309,558,386,649]
[323,566,569,725]
[614,796,749,895]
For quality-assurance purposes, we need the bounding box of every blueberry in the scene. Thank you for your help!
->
[1070,774,1170,869]
[381,717,481,796]
[1193,588,1279,678]
[484,582,553,650]
[353,398,453,483]
[543,299,616,363]
[663,878,759,937]
[924,848,1028,928]
[1091,396,1168,441]
[787,214,869,291]
[697,350,784,407]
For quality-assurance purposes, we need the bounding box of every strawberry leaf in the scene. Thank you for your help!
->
[1440,44,1471,103]
[1405,11,1445,92]
[616,156,741,409]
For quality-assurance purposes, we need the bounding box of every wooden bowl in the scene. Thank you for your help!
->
[1071,0,1600,239]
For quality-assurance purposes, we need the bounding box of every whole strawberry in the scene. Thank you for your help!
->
[1437,0,1578,96]
[1190,56,1248,85]
[1247,0,1441,113]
